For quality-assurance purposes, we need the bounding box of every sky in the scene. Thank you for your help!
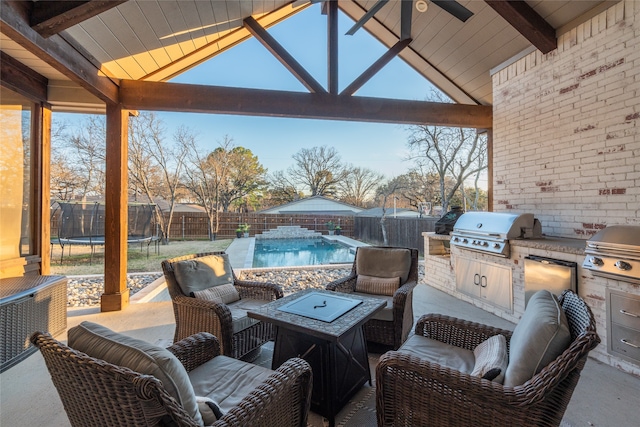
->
[58,3,440,179]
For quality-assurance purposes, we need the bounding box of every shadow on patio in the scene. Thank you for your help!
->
[1,283,638,426]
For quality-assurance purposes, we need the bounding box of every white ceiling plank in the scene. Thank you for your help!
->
[117,2,172,71]
[97,7,160,76]
[157,1,197,56]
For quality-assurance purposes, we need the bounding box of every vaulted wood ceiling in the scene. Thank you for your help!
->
[1,0,618,113]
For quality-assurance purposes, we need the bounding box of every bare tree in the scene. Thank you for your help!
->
[405,90,487,215]
[339,165,384,207]
[128,113,189,244]
[407,125,487,215]
[182,135,234,240]
[287,146,348,196]
[56,115,106,199]
[375,176,407,245]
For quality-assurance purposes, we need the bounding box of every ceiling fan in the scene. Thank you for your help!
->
[344,0,474,40]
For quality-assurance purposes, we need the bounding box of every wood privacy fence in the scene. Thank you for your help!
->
[154,212,352,241]
[51,209,438,254]
[354,216,440,255]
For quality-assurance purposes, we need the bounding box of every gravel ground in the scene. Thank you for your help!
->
[67,273,163,307]
[66,264,426,307]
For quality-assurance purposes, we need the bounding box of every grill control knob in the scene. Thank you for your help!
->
[614,260,632,271]
[462,239,468,243]
[482,242,489,247]
[493,243,500,249]
[590,257,604,266]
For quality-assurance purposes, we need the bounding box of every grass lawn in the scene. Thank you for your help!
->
[49,239,233,275]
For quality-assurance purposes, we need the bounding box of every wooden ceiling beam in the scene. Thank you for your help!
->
[0,51,48,101]
[30,1,128,38]
[484,0,556,54]
[243,16,326,94]
[1,1,119,104]
[341,38,411,96]
[120,80,492,128]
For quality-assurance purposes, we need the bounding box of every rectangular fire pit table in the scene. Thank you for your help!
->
[247,288,385,426]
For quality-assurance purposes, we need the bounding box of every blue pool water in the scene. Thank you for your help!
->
[252,238,355,268]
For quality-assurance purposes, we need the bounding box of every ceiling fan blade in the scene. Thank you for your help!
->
[431,0,474,22]
[400,0,413,41]
[346,0,389,36]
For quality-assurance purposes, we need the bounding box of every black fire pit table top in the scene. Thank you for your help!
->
[247,288,385,342]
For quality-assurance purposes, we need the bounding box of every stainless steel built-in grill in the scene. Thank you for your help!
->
[450,212,542,257]
[582,225,640,284]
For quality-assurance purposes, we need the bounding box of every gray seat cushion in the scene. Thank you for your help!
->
[397,334,476,374]
[228,298,265,333]
[353,292,394,321]
[68,321,204,426]
[504,290,571,387]
[188,355,274,414]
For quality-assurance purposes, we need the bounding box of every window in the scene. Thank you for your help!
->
[0,86,34,261]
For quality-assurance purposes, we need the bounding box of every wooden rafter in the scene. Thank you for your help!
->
[341,38,411,96]
[0,1,119,104]
[120,80,492,128]
[0,51,48,101]
[243,16,326,94]
[327,0,339,95]
[30,0,127,38]
[485,0,556,54]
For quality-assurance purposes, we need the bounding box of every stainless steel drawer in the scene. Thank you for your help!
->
[609,292,640,330]
[609,323,640,363]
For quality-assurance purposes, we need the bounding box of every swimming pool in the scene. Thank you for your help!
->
[252,238,355,268]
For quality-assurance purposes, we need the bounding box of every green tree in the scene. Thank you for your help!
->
[264,170,303,208]
[214,145,267,212]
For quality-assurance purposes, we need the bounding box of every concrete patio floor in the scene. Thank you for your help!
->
[1,282,638,426]
[2,235,638,425]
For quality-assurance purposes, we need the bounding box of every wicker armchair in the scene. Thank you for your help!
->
[31,331,312,427]
[376,290,600,427]
[162,252,283,361]
[326,246,419,350]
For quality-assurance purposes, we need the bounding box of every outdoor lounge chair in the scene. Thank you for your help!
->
[375,289,600,427]
[31,324,312,427]
[326,246,419,350]
[162,252,283,361]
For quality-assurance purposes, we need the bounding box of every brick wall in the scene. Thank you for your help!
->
[492,0,640,239]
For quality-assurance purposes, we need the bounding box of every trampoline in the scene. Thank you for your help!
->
[53,201,159,264]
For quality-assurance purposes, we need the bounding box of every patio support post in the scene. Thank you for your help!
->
[487,128,493,212]
[101,103,129,312]
[37,102,52,274]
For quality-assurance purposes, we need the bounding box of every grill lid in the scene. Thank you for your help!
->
[585,225,640,255]
[452,212,537,239]
[450,212,541,257]
[583,225,640,283]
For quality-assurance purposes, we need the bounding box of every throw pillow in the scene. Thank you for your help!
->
[470,334,508,384]
[173,254,234,296]
[192,283,240,304]
[355,247,412,284]
[68,321,204,426]
[355,274,400,296]
[196,396,223,425]
[503,290,571,387]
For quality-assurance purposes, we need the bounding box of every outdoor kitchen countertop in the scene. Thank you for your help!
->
[510,236,586,255]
